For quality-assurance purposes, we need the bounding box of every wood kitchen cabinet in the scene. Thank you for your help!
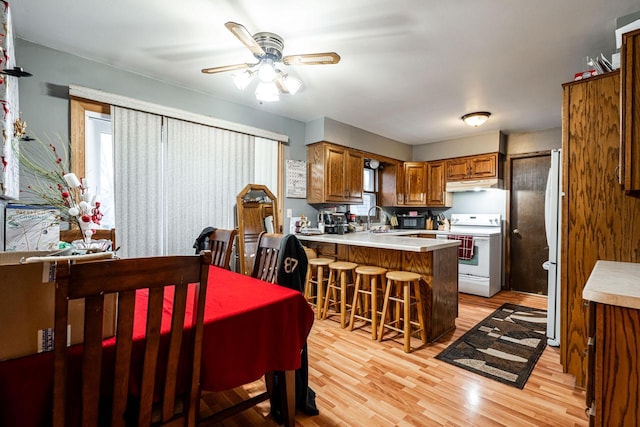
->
[398,162,427,206]
[307,142,364,204]
[426,160,452,207]
[620,28,640,191]
[585,301,640,426]
[561,71,640,386]
[445,153,499,181]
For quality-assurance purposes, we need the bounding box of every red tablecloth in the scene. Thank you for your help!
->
[0,266,314,427]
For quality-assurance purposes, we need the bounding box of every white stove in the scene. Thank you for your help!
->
[436,213,503,297]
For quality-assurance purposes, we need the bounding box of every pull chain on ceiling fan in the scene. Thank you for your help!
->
[201,22,340,102]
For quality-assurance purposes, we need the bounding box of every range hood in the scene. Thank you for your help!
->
[445,178,503,192]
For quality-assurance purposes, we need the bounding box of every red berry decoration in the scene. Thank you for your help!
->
[61,191,70,198]
[81,214,91,223]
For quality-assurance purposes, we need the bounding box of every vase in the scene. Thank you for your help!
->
[78,220,94,245]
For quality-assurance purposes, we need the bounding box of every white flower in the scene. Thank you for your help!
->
[68,207,80,216]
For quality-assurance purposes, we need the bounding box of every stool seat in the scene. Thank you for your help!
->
[309,258,333,266]
[386,271,421,282]
[355,265,387,275]
[329,261,358,271]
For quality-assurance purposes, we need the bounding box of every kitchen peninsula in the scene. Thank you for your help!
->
[297,232,460,342]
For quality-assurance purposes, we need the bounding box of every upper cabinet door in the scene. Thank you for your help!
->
[469,153,498,178]
[621,28,640,191]
[324,145,348,201]
[403,162,427,205]
[446,158,470,181]
[345,150,364,201]
[426,160,452,207]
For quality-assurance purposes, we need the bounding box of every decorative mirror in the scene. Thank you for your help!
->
[236,184,279,275]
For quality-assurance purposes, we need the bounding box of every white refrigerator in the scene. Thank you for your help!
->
[543,149,562,347]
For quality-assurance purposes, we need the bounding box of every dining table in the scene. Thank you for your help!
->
[0,265,315,426]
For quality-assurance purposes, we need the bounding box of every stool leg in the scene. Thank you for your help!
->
[404,282,411,353]
[378,278,393,342]
[316,266,325,320]
[322,269,334,320]
[304,266,312,301]
[348,273,362,331]
[414,279,427,344]
[340,270,347,328]
[371,275,378,340]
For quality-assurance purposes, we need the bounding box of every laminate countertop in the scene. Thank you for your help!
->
[295,231,460,252]
[582,260,640,309]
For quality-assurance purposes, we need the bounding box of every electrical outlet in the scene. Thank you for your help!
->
[286,209,292,218]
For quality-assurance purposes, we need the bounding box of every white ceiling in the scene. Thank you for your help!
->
[11,0,639,145]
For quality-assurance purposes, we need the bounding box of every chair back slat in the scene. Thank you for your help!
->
[53,251,212,427]
[251,233,284,283]
[82,295,106,426]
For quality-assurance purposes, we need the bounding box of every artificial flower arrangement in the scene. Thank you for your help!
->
[15,133,103,244]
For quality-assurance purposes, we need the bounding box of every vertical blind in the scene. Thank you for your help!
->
[113,109,279,258]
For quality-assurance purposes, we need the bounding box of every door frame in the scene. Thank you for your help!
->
[505,150,550,291]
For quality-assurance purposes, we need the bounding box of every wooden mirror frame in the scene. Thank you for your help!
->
[236,184,279,276]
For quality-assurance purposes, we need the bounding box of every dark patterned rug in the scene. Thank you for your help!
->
[435,303,547,389]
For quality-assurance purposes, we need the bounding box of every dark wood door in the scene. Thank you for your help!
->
[509,154,550,294]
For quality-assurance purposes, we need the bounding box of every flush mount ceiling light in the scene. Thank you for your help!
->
[202,22,340,103]
[461,111,491,127]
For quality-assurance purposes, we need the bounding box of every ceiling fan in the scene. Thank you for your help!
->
[201,22,340,102]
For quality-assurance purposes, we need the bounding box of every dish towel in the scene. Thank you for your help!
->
[448,234,474,260]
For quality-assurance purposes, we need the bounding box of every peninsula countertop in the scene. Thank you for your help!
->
[582,260,640,310]
[295,231,460,252]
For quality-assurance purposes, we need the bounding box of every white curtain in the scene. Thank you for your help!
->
[254,137,279,195]
[112,110,280,257]
[165,119,254,255]
[112,107,164,258]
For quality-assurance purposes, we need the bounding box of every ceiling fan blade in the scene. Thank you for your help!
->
[201,63,253,74]
[282,52,341,66]
[274,74,290,94]
[225,21,265,57]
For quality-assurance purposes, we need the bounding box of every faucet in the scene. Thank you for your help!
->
[367,205,386,231]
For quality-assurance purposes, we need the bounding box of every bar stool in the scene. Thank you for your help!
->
[378,271,427,353]
[322,261,358,328]
[348,265,387,339]
[304,257,333,319]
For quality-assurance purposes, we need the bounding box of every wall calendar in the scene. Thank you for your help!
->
[285,160,307,198]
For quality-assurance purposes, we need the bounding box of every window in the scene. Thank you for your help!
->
[350,165,377,217]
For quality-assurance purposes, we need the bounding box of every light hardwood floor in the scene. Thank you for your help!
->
[200,291,588,426]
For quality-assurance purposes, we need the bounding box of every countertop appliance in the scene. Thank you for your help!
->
[435,213,502,297]
[396,214,426,230]
[543,149,562,347]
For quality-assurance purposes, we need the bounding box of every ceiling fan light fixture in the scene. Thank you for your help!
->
[255,81,280,102]
[257,58,276,83]
[461,111,491,127]
[232,70,255,90]
[281,74,302,95]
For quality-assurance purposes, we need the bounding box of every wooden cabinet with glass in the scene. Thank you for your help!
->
[426,160,452,207]
[620,28,640,191]
[307,142,364,204]
[445,153,499,181]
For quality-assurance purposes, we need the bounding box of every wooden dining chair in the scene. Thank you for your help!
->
[250,232,284,283]
[53,251,212,427]
[60,228,117,250]
[204,228,237,270]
